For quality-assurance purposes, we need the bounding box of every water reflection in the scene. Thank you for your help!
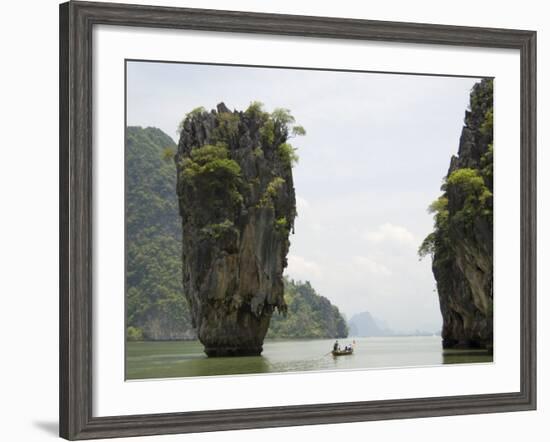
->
[126,336,493,380]
[442,349,493,365]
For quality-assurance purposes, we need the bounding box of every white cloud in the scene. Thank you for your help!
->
[285,255,323,280]
[296,195,310,212]
[310,222,324,233]
[295,195,324,233]
[352,255,392,276]
[362,223,417,247]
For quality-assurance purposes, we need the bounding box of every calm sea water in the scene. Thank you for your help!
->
[126,336,493,380]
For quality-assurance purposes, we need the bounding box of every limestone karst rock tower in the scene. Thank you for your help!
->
[175,103,299,356]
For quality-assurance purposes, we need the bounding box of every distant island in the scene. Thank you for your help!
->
[348,311,393,337]
[348,311,439,337]
[126,124,347,343]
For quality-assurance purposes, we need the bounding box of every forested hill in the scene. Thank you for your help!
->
[126,126,347,341]
[126,126,195,340]
[268,279,349,339]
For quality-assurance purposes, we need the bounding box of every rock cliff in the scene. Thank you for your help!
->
[420,79,493,350]
[175,103,300,356]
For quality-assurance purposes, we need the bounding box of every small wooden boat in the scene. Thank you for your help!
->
[332,348,354,356]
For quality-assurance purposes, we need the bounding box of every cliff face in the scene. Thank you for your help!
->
[420,79,493,350]
[126,126,195,341]
[175,103,298,356]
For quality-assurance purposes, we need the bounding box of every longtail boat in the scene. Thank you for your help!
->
[332,347,354,356]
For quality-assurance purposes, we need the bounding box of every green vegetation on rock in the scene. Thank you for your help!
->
[126,126,195,341]
[419,79,494,350]
[178,142,244,224]
[175,102,308,356]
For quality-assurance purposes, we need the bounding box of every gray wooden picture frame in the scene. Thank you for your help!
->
[59,1,537,439]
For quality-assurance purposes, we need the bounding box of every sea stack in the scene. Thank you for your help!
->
[175,102,298,356]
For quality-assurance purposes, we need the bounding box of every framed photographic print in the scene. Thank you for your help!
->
[59,1,536,439]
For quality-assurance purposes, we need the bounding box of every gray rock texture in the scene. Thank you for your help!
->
[429,80,494,350]
[175,103,296,356]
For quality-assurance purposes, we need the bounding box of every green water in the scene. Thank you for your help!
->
[126,336,493,380]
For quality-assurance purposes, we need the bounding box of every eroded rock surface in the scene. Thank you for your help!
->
[175,103,297,356]
[421,80,494,350]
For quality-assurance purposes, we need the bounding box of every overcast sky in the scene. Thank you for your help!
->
[127,60,480,333]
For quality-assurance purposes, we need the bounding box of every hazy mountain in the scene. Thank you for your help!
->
[348,311,394,337]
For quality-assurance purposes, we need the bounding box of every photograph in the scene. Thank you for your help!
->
[125,61,494,380]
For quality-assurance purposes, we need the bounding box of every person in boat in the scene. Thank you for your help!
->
[333,340,339,352]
